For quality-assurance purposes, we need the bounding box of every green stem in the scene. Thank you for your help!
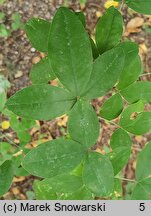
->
[0,133,22,150]
[115,176,136,183]
[99,116,119,127]
[139,72,151,77]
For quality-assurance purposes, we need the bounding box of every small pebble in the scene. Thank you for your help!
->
[31,47,36,52]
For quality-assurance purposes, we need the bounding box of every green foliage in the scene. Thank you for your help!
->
[117,41,142,90]
[2,4,151,200]
[0,142,14,166]
[34,178,93,200]
[68,99,100,148]
[22,138,86,178]
[75,12,86,27]
[96,7,123,54]
[121,81,151,103]
[30,57,56,84]
[83,152,114,197]
[120,101,151,135]
[48,7,93,96]
[83,47,125,99]
[0,0,5,5]
[0,12,5,20]
[90,38,99,59]
[0,24,10,37]
[125,0,151,15]
[132,142,151,200]
[11,12,23,31]
[33,180,57,200]
[0,91,6,112]
[109,129,132,175]
[39,174,83,193]
[60,187,93,200]
[25,18,50,52]
[136,142,151,181]
[0,75,10,112]
[0,160,14,197]
[6,85,75,120]
[0,12,23,38]
[100,93,123,120]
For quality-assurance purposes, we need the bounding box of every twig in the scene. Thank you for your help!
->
[119,0,124,12]
[131,147,142,152]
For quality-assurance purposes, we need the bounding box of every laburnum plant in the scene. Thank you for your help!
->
[1,0,151,199]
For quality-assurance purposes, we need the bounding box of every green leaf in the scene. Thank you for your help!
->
[100,93,123,120]
[0,75,10,90]
[71,161,84,177]
[17,131,31,143]
[109,129,132,175]
[109,147,131,176]
[0,24,11,37]
[90,38,99,59]
[68,100,100,148]
[7,111,35,133]
[22,138,85,178]
[96,7,123,54]
[110,128,132,150]
[136,141,151,181]
[75,12,86,27]
[124,182,135,199]
[25,18,50,52]
[0,142,14,165]
[131,183,148,200]
[11,12,23,31]
[48,7,93,96]
[79,0,87,3]
[83,152,114,197]
[131,178,151,200]
[40,174,83,193]
[125,0,151,15]
[60,186,94,200]
[111,178,122,199]
[33,180,57,200]
[26,191,35,200]
[30,57,56,84]
[0,91,6,112]
[12,155,24,173]
[83,47,125,99]
[120,101,151,135]
[0,160,14,197]
[15,166,29,177]
[117,41,142,90]
[0,0,5,5]
[0,12,5,20]
[6,84,75,120]
[121,82,151,103]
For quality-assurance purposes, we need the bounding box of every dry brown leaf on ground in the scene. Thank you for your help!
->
[32,55,41,64]
[14,70,23,78]
[139,43,148,55]
[95,147,105,154]
[96,11,102,18]
[135,135,144,143]
[13,176,26,183]
[57,115,68,127]
[11,187,20,195]
[126,17,144,34]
